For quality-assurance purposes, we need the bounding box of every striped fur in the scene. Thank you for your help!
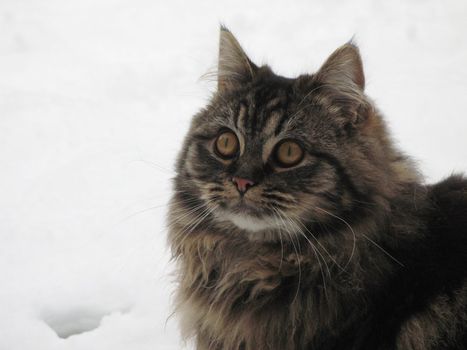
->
[168,27,467,349]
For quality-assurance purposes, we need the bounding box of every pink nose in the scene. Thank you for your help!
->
[232,177,255,194]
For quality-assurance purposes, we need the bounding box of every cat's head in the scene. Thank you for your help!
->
[172,27,410,238]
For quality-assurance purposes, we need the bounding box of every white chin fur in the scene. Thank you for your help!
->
[221,212,279,232]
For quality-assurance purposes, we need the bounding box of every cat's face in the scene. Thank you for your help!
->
[181,77,349,233]
[173,28,392,237]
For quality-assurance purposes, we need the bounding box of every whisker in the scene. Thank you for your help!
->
[275,208,329,302]
[287,212,344,274]
[272,207,302,303]
[296,224,329,302]
[130,158,174,175]
[361,233,405,267]
[271,211,285,271]
[311,206,357,272]
[120,204,169,222]
[171,204,218,255]
[311,204,404,268]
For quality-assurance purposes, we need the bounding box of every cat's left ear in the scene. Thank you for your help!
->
[217,26,257,93]
[317,42,365,91]
[315,42,369,127]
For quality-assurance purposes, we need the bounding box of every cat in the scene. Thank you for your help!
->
[168,26,467,350]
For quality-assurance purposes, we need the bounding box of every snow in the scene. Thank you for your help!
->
[1,0,466,349]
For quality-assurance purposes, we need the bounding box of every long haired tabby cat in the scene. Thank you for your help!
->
[168,27,467,350]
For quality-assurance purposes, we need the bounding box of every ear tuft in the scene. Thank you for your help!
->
[218,26,256,93]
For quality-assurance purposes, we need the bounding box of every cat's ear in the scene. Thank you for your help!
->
[317,42,365,91]
[218,26,257,93]
[315,42,369,128]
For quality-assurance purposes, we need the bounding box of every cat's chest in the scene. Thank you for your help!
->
[176,231,372,349]
[182,251,302,348]
[179,235,317,336]
[184,234,305,300]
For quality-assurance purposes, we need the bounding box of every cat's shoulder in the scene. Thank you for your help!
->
[429,173,467,199]
[424,174,467,269]
[427,174,467,228]
[402,175,467,349]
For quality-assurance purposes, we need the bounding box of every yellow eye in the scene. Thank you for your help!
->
[215,131,239,159]
[275,140,304,167]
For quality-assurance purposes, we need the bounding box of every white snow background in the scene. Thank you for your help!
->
[1,0,467,349]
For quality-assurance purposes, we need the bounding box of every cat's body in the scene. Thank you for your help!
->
[168,27,467,350]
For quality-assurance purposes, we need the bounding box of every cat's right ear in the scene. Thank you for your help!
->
[217,26,257,93]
